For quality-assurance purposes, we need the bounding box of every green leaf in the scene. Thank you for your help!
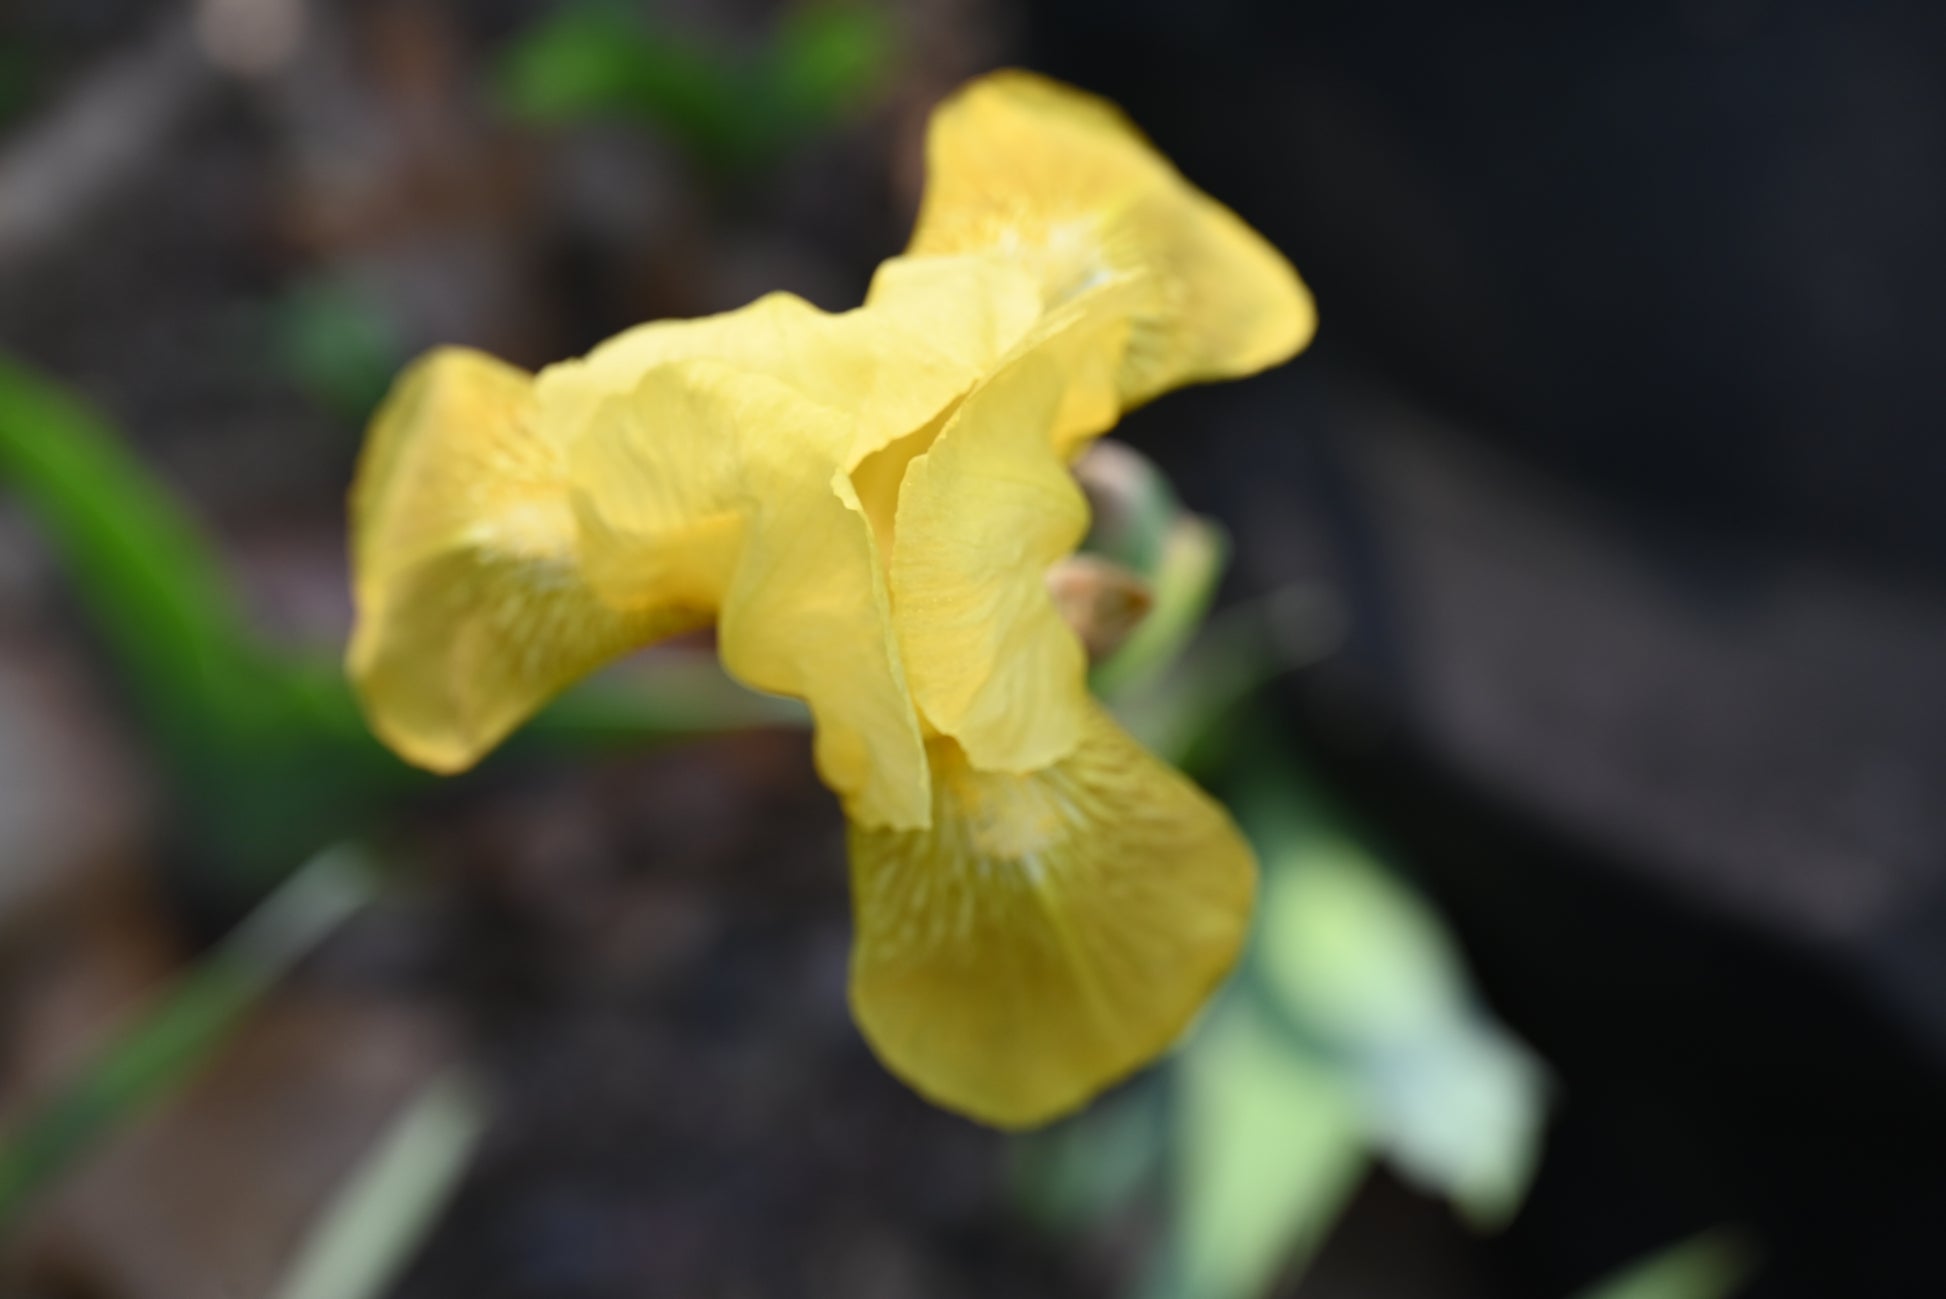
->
[1093,516,1229,701]
[0,42,36,127]
[765,4,894,131]
[0,846,377,1228]
[1570,1230,1757,1299]
[1113,583,1345,773]
[1148,1001,1368,1299]
[0,355,803,886]
[0,353,269,739]
[524,653,808,752]
[1011,1086,1163,1239]
[499,5,758,160]
[497,2,895,168]
[1241,775,1548,1228]
[273,278,404,423]
[0,354,417,878]
[270,1070,488,1299]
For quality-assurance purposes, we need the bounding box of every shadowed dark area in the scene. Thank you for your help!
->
[1032,3,1946,1295]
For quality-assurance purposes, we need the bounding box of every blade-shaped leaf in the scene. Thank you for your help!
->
[1570,1230,1756,1299]
[0,845,376,1227]
[270,1070,488,1299]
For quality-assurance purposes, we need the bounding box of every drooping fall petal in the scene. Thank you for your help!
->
[847,703,1256,1128]
[907,69,1316,409]
[347,348,700,772]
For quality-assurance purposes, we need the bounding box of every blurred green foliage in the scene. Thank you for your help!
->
[1092,515,1227,703]
[271,1070,487,1299]
[0,43,35,128]
[1014,746,1549,1299]
[1233,772,1546,1227]
[0,356,800,889]
[0,356,800,1229]
[1023,469,1549,1299]
[0,355,414,886]
[273,277,406,424]
[498,1,894,169]
[1163,994,1366,1299]
[0,847,375,1228]
[1572,1230,1756,1299]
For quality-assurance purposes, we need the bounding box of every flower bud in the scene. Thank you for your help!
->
[1046,553,1154,661]
[1071,439,1179,577]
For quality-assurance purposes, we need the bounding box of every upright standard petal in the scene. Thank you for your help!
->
[889,304,1128,774]
[572,360,934,831]
[907,69,1316,408]
[540,259,1043,482]
[348,348,699,773]
[847,703,1256,1128]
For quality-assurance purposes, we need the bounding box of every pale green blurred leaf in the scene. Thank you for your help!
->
[272,1071,488,1299]
[1150,1002,1367,1299]
[1244,779,1548,1227]
[1570,1229,1756,1299]
[1257,830,1470,1035]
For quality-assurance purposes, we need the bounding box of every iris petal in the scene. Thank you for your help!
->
[347,348,697,772]
[890,306,1128,773]
[908,69,1316,408]
[541,261,1042,477]
[847,703,1256,1128]
[571,360,934,831]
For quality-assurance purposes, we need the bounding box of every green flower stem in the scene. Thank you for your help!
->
[526,653,809,752]
[1092,515,1229,701]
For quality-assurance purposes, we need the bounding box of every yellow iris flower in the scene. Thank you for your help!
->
[346,71,1315,1127]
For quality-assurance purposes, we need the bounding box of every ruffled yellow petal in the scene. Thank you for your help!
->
[539,293,893,448]
[541,258,1042,479]
[721,463,931,830]
[348,548,700,774]
[889,306,1127,773]
[847,703,1256,1128]
[565,366,749,615]
[347,348,696,773]
[859,253,1045,393]
[570,359,933,831]
[539,263,1047,567]
[908,69,1316,408]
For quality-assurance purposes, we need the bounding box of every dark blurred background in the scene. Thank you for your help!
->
[2,2,1945,1297]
